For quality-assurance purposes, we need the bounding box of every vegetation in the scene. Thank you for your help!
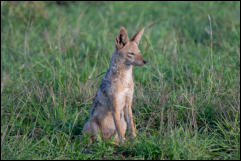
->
[1,1,240,160]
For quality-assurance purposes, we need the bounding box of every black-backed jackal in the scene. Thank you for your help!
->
[83,27,146,144]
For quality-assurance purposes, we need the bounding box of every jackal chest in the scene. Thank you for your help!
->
[116,82,134,111]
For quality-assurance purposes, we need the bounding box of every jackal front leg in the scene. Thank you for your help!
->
[111,96,126,144]
[124,96,136,138]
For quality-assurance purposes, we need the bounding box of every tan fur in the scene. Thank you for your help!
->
[82,27,146,144]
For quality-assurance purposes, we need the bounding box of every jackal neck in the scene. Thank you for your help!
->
[104,51,133,81]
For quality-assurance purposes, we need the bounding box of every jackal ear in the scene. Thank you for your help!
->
[115,27,129,49]
[130,27,145,45]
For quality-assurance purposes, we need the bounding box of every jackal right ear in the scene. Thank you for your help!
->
[115,27,129,49]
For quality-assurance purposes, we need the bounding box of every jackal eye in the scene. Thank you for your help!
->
[129,52,135,55]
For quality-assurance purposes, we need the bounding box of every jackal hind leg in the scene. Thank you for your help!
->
[82,120,99,143]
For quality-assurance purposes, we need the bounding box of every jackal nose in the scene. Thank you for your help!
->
[143,60,147,64]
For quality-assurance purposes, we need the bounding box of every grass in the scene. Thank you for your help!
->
[1,1,240,160]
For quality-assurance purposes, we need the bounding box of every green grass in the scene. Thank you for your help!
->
[1,1,240,160]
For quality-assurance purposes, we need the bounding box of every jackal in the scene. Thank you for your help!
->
[82,27,146,144]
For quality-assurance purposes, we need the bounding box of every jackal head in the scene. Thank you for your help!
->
[115,27,147,66]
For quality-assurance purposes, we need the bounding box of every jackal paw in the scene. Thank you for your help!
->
[114,136,126,145]
[130,133,136,138]
[120,137,126,144]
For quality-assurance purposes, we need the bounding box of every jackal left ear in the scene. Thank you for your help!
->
[131,27,145,45]
[115,27,129,49]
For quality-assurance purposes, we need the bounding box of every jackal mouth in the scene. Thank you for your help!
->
[133,59,147,66]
